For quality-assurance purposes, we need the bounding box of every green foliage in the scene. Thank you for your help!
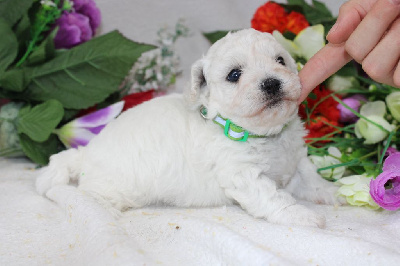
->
[0,0,34,27]
[0,18,18,74]
[203,30,230,44]
[19,133,62,165]
[25,28,57,66]
[0,1,157,165]
[17,99,64,142]
[22,31,156,109]
[0,69,28,92]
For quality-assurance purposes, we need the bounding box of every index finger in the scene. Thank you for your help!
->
[298,42,352,103]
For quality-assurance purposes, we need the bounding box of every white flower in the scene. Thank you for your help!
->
[327,75,359,94]
[355,101,395,144]
[273,24,325,61]
[144,68,154,80]
[0,102,24,157]
[336,174,380,210]
[309,147,345,181]
[386,91,400,122]
[40,0,56,7]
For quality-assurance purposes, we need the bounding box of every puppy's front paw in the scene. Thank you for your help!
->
[36,167,57,196]
[313,183,347,206]
[313,185,337,205]
[270,204,326,228]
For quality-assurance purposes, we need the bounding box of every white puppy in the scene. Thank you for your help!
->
[37,29,338,228]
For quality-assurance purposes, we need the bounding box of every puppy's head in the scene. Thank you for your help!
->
[186,28,301,135]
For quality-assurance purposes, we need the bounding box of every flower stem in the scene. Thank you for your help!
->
[15,0,65,67]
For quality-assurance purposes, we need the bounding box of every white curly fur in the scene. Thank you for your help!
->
[36,29,339,228]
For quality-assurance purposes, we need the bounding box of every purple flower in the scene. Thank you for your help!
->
[385,147,399,157]
[54,0,101,49]
[72,0,101,31]
[55,101,124,148]
[54,12,92,49]
[370,152,400,210]
[337,94,367,123]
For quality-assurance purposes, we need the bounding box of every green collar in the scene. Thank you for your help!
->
[200,106,279,142]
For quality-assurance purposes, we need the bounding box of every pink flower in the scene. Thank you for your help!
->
[385,147,398,157]
[337,94,367,123]
[370,152,400,210]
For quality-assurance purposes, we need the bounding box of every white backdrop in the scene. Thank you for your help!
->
[95,0,347,91]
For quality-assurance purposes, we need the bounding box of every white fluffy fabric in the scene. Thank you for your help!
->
[1,158,400,265]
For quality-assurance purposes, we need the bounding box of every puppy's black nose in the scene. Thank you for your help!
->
[261,78,282,95]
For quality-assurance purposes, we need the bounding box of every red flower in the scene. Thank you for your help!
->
[303,116,341,142]
[251,2,309,34]
[299,85,341,143]
[251,2,287,33]
[285,11,309,34]
[122,90,156,111]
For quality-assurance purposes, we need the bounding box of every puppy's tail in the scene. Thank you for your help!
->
[36,148,82,196]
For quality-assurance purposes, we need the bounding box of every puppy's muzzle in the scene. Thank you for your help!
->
[261,78,282,96]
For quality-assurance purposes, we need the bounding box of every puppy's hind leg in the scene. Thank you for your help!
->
[224,169,326,228]
[36,148,82,196]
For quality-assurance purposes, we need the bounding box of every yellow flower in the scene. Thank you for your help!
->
[336,174,380,210]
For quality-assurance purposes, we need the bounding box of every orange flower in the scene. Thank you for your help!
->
[251,2,287,33]
[285,11,309,34]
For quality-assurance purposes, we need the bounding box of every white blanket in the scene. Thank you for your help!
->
[1,158,400,265]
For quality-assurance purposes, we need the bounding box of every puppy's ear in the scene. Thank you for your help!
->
[185,58,209,109]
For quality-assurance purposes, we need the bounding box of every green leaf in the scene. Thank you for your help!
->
[0,18,18,74]
[19,133,62,165]
[0,68,29,92]
[22,30,156,109]
[312,0,333,17]
[17,99,64,142]
[14,13,31,48]
[282,30,296,41]
[0,0,34,27]
[287,0,307,6]
[286,0,335,31]
[308,92,317,100]
[336,62,358,77]
[203,31,230,44]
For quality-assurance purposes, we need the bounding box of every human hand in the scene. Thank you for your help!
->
[298,0,400,103]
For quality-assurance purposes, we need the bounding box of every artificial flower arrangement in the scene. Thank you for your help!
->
[205,0,400,211]
[122,19,189,94]
[0,0,186,165]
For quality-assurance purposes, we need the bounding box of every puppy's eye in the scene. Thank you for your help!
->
[276,56,285,66]
[227,69,242,82]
